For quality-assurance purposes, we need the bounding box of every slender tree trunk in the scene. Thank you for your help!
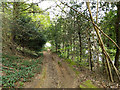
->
[115,2,120,70]
[89,40,92,71]
[55,39,57,53]
[63,42,64,50]
[77,19,82,62]
[70,38,73,59]
[62,41,65,56]
[73,35,76,52]
[78,31,82,62]
[102,54,105,72]
[67,43,69,58]
[86,28,93,71]
[102,38,105,72]
[96,0,99,68]
[86,2,114,82]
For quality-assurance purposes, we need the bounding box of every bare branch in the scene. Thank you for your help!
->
[59,1,120,51]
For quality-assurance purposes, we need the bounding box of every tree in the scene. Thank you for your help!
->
[2,1,49,54]
[115,1,120,70]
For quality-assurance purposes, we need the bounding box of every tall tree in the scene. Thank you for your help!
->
[77,16,82,62]
[115,1,120,69]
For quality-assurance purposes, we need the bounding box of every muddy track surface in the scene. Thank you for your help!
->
[24,51,80,88]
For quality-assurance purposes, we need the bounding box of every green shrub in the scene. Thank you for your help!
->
[13,15,47,51]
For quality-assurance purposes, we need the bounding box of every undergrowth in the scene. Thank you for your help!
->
[2,54,43,88]
[80,80,97,88]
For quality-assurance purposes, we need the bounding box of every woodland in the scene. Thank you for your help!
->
[1,0,120,88]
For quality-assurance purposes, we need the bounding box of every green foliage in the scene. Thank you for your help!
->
[58,61,62,67]
[100,10,116,51]
[13,15,47,51]
[19,81,24,87]
[84,80,97,88]
[65,59,76,66]
[58,53,66,58]
[80,80,97,88]
[77,61,89,67]
[2,54,43,88]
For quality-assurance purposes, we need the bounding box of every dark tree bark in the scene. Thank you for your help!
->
[115,2,120,69]
[86,28,92,71]
[77,19,82,62]
[78,31,82,62]
[55,41,58,52]
[88,34,92,71]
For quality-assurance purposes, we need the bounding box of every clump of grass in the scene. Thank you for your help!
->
[58,61,62,67]
[79,80,97,88]
[75,71,80,75]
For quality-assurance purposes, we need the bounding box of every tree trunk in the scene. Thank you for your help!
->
[55,41,58,52]
[67,43,69,58]
[78,31,82,62]
[12,2,20,40]
[86,2,114,82]
[88,34,92,71]
[77,19,82,62]
[86,28,93,71]
[115,1,120,70]
[10,2,20,55]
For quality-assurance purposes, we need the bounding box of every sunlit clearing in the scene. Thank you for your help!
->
[45,42,51,48]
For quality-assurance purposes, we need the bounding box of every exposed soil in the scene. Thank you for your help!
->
[24,50,120,88]
[24,50,79,88]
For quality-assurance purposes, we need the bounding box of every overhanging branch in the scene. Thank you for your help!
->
[59,1,120,51]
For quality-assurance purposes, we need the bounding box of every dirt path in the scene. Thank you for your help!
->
[24,50,79,88]
[24,50,120,88]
